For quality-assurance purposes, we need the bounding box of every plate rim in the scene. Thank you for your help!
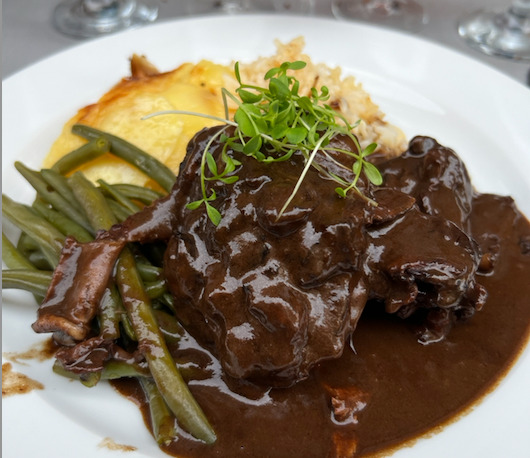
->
[2,13,530,458]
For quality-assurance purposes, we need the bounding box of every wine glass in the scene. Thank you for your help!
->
[53,0,158,38]
[458,0,530,61]
[331,0,428,33]
[272,0,315,14]
[183,0,252,15]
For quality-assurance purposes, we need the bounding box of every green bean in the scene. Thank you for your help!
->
[144,279,168,299]
[53,357,197,385]
[52,360,80,380]
[16,232,40,257]
[2,269,53,296]
[67,172,117,232]
[98,179,142,214]
[136,261,163,282]
[157,293,176,314]
[53,359,150,382]
[15,233,53,271]
[154,309,183,345]
[119,307,137,342]
[106,198,134,222]
[103,360,150,378]
[71,124,176,193]
[116,249,216,444]
[51,360,101,387]
[51,137,110,175]
[81,372,102,387]
[32,198,93,243]
[14,162,94,234]
[98,285,122,341]
[41,168,80,209]
[140,377,177,446]
[27,250,53,271]
[2,235,49,302]
[2,233,35,270]
[110,183,164,205]
[2,194,64,267]
[5,134,213,443]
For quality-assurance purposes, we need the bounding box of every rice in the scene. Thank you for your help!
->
[235,37,407,156]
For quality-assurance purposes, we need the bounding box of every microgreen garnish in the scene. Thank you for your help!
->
[144,60,382,225]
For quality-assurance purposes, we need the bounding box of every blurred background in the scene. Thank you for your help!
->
[2,0,529,86]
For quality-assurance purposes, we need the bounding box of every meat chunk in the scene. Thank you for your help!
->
[164,128,373,385]
[370,137,487,342]
[164,130,485,384]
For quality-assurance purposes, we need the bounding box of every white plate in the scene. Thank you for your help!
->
[2,14,530,458]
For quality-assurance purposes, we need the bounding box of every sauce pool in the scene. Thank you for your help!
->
[112,192,530,457]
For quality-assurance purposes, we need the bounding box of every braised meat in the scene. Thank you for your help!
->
[164,129,485,385]
[32,127,486,387]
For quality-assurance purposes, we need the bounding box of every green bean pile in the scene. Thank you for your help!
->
[2,125,216,446]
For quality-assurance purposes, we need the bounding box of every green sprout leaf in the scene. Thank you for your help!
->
[335,187,347,198]
[220,175,239,184]
[237,89,262,104]
[186,200,203,211]
[205,202,222,226]
[150,59,381,225]
[364,161,383,185]
[206,152,218,177]
[287,61,307,71]
[269,78,291,100]
[362,142,378,157]
[243,135,262,155]
[286,127,307,144]
[234,107,257,137]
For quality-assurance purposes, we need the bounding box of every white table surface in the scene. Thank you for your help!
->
[2,0,530,87]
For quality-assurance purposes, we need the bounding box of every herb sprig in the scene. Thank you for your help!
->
[144,61,382,225]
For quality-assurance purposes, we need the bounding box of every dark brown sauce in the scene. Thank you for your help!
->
[2,362,45,397]
[2,339,56,397]
[3,337,58,364]
[112,187,530,457]
[32,128,529,457]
